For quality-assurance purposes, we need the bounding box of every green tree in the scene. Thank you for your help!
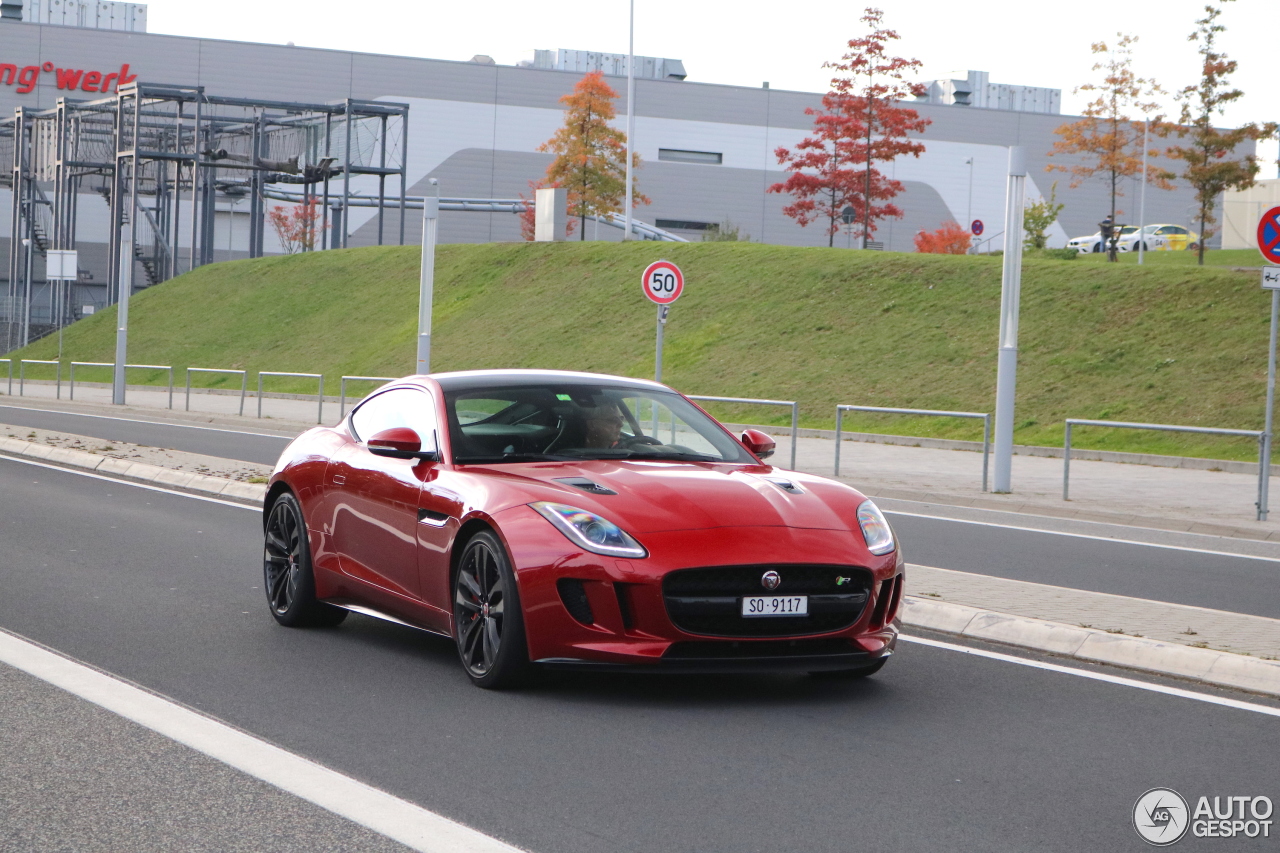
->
[1023,182,1066,250]
[539,71,648,240]
[1156,1,1277,265]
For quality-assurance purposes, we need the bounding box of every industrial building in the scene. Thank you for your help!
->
[0,4,1222,346]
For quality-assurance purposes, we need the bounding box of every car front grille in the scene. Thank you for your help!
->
[662,565,872,638]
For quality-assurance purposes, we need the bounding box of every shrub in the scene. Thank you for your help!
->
[914,221,971,254]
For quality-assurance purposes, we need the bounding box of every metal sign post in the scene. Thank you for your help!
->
[641,260,684,382]
[1258,263,1280,521]
[992,147,1026,493]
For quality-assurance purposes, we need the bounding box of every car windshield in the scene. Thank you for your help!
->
[444,383,756,465]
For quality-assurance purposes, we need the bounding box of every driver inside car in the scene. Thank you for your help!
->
[582,402,628,448]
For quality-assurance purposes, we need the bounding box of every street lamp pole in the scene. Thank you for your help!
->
[417,179,439,375]
[965,157,974,228]
[992,146,1027,493]
[20,237,32,347]
[1138,119,1149,266]
[623,0,635,242]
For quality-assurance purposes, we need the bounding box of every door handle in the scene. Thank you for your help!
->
[332,474,346,485]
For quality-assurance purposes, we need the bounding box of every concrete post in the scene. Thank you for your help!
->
[993,146,1026,493]
[534,187,567,242]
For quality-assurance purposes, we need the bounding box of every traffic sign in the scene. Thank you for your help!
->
[1258,206,1280,265]
[642,260,684,305]
[1264,267,1280,290]
[971,219,984,236]
[46,249,78,280]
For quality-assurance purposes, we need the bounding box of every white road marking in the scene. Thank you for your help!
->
[886,508,1280,564]
[0,404,294,439]
[0,454,258,511]
[901,634,1280,718]
[0,627,528,853]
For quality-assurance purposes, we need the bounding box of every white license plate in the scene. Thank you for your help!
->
[741,595,809,617]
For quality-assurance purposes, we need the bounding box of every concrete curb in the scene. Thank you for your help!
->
[902,596,1280,698]
[0,436,267,506]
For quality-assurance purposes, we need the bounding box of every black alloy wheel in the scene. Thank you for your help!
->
[263,492,347,628]
[453,531,530,689]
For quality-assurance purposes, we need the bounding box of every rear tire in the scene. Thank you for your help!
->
[452,531,532,690]
[263,492,348,628]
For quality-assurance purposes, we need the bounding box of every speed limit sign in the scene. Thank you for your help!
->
[641,260,684,305]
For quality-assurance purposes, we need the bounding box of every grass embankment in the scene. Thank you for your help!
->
[1073,248,1266,268]
[8,242,1273,461]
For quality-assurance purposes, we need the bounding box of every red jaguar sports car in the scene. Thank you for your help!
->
[263,369,904,688]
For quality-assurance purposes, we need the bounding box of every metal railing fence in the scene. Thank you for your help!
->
[339,376,398,418]
[258,371,325,423]
[0,358,10,396]
[835,405,992,492]
[185,368,248,415]
[70,362,174,409]
[19,359,62,399]
[1064,418,1267,519]
[687,395,799,470]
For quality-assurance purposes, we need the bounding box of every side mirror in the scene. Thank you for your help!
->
[740,429,776,460]
[368,427,440,461]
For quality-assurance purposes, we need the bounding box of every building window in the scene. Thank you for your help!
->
[656,219,717,231]
[658,148,723,165]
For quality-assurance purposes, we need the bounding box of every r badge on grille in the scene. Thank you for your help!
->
[761,570,781,590]
[836,576,852,586]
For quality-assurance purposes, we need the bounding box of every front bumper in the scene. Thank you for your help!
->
[495,506,905,670]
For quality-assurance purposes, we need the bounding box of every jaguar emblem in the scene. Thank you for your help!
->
[761,570,781,591]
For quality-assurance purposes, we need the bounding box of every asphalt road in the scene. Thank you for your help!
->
[4,404,1278,619]
[0,404,294,464]
[1,457,1277,852]
[889,512,1280,619]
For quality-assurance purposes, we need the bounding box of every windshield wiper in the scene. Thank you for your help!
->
[455,452,570,464]
[623,450,723,462]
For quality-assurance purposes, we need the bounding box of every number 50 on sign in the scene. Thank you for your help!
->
[642,260,684,305]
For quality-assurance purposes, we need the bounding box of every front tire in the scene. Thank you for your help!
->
[263,492,347,628]
[453,531,532,689]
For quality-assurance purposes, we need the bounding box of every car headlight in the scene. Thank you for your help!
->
[856,500,896,555]
[530,502,648,558]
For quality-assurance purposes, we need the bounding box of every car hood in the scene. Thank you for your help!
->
[464,460,865,534]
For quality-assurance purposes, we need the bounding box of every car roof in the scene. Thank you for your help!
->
[416,369,671,393]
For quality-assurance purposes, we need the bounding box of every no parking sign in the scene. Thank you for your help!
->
[1258,207,1280,265]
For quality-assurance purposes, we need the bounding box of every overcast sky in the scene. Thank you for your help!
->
[144,0,1278,172]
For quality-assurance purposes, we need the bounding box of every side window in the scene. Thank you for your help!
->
[1156,226,1173,235]
[350,389,438,442]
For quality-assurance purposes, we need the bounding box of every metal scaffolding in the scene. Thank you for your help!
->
[2,83,408,349]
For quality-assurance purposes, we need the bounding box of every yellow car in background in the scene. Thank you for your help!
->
[1117,224,1200,253]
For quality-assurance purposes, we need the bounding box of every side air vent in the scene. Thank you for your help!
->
[553,477,617,495]
[557,578,595,625]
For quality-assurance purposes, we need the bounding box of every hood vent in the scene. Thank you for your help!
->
[763,477,803,495]
[554,477,617,495]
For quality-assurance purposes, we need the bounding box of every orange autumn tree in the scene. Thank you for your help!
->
[770,7,929,247]
[913,221,971,254]
[267,197,321,254]
[539,71,648,239]
[1048,34,1170,252]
